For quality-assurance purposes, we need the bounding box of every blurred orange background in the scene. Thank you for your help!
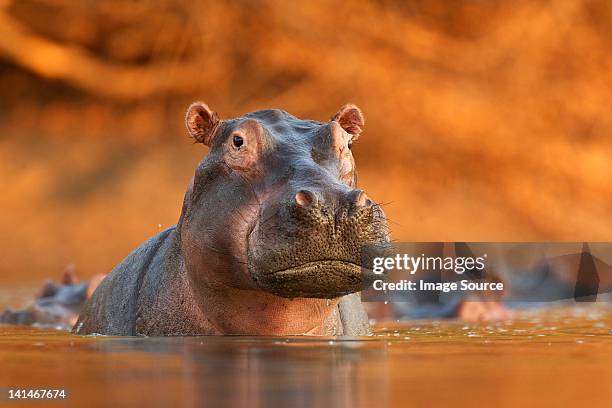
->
[0,0,610,284]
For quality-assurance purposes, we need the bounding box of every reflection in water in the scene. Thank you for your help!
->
[90,336,388,407]
[0,306,611,408]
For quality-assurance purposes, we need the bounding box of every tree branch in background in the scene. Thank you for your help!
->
[0,7,220,100]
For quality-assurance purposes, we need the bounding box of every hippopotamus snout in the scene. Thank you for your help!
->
[287,187,377,235]
[248,182,388,299]
[293,188,372,211]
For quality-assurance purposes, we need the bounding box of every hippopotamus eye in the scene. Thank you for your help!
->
[347,139,353,149]
[232,135,244,149]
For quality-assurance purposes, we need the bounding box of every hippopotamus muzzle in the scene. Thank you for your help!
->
[248,185,388,298]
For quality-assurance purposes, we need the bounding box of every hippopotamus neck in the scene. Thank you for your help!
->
[74,226,351,336]
[136,228,344,336]
[188,287,344,335]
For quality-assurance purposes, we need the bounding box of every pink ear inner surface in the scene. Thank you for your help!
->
[186,102,219,145]
[331,104,364,139]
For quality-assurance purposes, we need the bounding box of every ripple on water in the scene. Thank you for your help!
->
[0,304,610,408]
[371,305,612,344]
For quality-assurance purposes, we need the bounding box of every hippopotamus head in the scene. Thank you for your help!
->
[180,102,389,300]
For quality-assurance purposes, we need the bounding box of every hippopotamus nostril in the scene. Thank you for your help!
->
[295,190,317,208]
[350,190,373,208]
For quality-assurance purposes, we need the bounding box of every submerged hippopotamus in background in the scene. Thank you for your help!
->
[0,266,105,328]
[73,102,390,336]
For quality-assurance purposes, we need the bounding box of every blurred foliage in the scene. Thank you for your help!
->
[0,0,611,281]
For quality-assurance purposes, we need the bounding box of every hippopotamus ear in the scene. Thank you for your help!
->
[331,104,364,139]
[185,102,220,146]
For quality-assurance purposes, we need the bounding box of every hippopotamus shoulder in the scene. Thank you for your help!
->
[73,227,177,335]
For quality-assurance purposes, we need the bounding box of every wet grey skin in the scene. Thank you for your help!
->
[73,103,389,336]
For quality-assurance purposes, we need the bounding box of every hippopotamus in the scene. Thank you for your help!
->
[0,267,105,328]
[73,102,390,336]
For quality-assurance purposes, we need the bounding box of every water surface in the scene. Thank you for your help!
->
[1,306,611,407]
